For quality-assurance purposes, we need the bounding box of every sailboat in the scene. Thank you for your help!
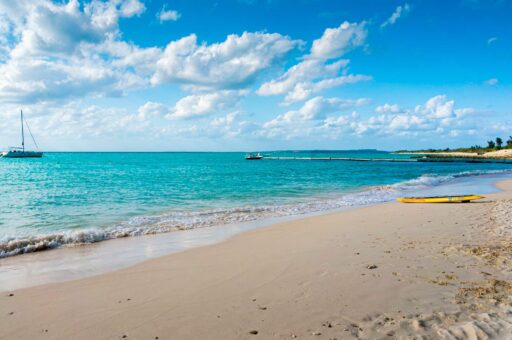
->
[1,110,43,158]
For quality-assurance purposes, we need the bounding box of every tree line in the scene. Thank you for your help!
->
[396,136,512,154]
[483,136,512,150]
[467,136,512,151]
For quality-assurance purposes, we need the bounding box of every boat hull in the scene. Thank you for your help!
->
[1,151,43,158]
[397,195,483,203]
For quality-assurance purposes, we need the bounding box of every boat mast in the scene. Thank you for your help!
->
[21,109,25,152]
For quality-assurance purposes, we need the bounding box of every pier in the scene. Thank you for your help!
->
[262,156,416,162]
[260,156,512,164]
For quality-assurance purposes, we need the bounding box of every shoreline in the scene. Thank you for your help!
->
[0,171,508,292]
[395,149,512,160]
[1,179,512,338]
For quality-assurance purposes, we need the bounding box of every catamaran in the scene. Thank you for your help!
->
[1,110,43,158]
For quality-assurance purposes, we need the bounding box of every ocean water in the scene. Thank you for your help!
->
[1,150,511,258]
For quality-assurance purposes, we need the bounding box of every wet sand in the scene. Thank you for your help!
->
[1,181,512,339]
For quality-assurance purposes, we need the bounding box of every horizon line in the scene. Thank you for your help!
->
[4,149,390,153]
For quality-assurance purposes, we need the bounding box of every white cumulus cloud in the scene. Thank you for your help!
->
[258,59,371,104]
[158,7,180,22]
[138,101,168,120]
[0,0,151,103]
[309,21,367,60]
[258,21,370,104]
[118,0,145,17]
[414,95,455,119]
[375,103,403,114]
[263,96,369,129]
[261,95,478,140]
[167,90,248,119]
[151,32,300,90]
[354,95,476,137]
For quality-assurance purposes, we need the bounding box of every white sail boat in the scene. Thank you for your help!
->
[1,110,43,158]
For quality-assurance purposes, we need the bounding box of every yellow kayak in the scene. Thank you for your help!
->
[397,195,484,203]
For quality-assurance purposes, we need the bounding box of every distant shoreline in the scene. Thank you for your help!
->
[394,149,512,160]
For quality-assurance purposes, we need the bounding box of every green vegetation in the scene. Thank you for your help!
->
[396,136,512,154]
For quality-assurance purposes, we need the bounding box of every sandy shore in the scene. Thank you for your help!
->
[398,149,512,159]
[2,182,512,339]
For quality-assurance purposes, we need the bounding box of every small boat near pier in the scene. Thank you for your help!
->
[245,153,263,160]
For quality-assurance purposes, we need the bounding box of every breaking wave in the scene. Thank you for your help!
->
[1,169,511,258]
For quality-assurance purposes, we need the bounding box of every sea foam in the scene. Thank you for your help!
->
[1,169,510,258]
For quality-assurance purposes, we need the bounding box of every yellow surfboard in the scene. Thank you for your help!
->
[396,195,484,203]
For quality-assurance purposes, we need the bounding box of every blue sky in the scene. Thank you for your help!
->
[0,0,510,151]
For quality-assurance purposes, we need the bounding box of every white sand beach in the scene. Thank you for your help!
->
[1,182,512,339]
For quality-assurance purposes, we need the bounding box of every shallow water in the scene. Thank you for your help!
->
[0,170,509,292]
[1,151,512,258]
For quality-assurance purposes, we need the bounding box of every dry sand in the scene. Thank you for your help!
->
[402,150,512,159]
[480,149,512,159]
[2,182,512,339]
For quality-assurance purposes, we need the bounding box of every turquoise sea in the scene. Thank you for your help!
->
[1,150,512,258]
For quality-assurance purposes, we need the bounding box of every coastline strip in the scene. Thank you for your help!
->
[263,156,512,163]
[263,156,416,162]
[1,180,511,339]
